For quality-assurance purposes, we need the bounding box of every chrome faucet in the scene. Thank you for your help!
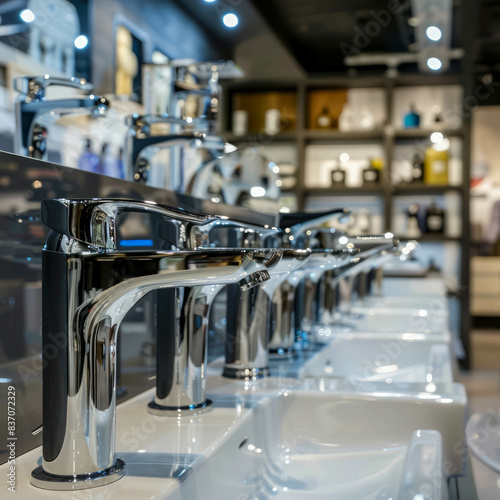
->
[14,76,109,159]
[125,113,226,185]
[222,208,355,374]
[32,198,277,490]
[311,234,402,332]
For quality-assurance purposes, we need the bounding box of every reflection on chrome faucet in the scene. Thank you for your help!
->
[125,113,226,185]
[14,75,109,159]
[32,198,278,490]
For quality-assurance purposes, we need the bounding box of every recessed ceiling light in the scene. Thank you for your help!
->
[426,26,442,41]
[74,35,88,49]
[223,12,238,28]
[427,57,442,71]
[20,9,35,23]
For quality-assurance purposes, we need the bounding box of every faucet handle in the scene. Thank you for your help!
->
[14,75,94,101]
[41,198,220,251]
[126,113,210,133]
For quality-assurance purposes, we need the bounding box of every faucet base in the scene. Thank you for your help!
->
[222,366,269,380]
[31,459,126,491]
[147,399,213,417]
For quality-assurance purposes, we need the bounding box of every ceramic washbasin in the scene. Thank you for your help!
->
[347,305,448,332]
[0,382,466,499]
[298,333,454,384]
[173,388,466,499]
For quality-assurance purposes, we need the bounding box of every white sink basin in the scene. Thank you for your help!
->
[299,333,453,383]
[176,389,466,499]
[1,382,466,500]
[359,295,448,310]
[347,305,448,333]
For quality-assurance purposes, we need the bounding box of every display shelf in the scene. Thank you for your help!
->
[222,76,470,367]
[392,184,463,195]
[393,128,465,139]
[224,132,298,143]
[304,129,384,141]
[305,186,386,196]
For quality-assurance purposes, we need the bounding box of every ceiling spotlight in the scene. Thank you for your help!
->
[20,9,35,23]
[426,26,442,41]
[74,35,88,49]
[223,12,238,28]
[427,57,442,71]
[204,0,216,2]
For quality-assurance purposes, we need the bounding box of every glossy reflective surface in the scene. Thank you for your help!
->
[0,150,275,465]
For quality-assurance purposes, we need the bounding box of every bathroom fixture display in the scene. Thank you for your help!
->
[33,197,280,490]
[297,234,401,348]
[222,248,311,379]
[220,207,355,375]
[186,148,281,212]
[15,75,109,159]
[125,113,227,185]
[466,411,500,498]
[299,333,453,383]
[224,247,359,379]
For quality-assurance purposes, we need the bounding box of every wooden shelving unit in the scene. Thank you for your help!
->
[220,74,471,368]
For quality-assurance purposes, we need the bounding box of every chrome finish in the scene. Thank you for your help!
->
[126,112,227,183]
[31,459,126,491]
[313,237,404,331]
[15,75,109,158]
[187,148,282,213]
[222,249,310,379]
[34,197,278,490]
[41,198,279,252]
[14,75,94,100]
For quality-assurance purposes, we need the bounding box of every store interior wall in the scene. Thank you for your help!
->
[90,0,231,93]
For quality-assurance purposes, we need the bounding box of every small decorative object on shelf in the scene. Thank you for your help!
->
[331,165,346,186]
[362,157,383,184]
[424,143,449,184]
[425,202,446,234]
[406,203,422,238]
[232,109,248,136]
[403,103,421,128]
[338,102,355,132]
[316,107,333,129]
[265,108,281,135]
[410,151,424,183]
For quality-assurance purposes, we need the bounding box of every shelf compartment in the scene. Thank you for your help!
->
[304,129,384,141]
[305,186,386,196]
[393,184,463,195]
[393,128,464,139]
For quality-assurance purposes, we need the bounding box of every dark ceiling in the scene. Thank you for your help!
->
[175,0,500,78]
[249,0,461,74]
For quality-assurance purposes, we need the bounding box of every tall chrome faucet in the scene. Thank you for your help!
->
[125,113,226,184]
[14,76,109,159]
[32,198,277,490]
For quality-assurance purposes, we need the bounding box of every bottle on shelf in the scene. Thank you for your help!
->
[425,202,445,234]
[406,203,422,238]
[424,145,449,184]
[316,107,333,129]
[331,164,346,187]
[362,157,383,184]
[78,139,100,174]
[410,151,424,183]
[403,104,420,129]
[338,103,355,132]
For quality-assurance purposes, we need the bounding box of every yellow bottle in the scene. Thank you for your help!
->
[424,147,448,185]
